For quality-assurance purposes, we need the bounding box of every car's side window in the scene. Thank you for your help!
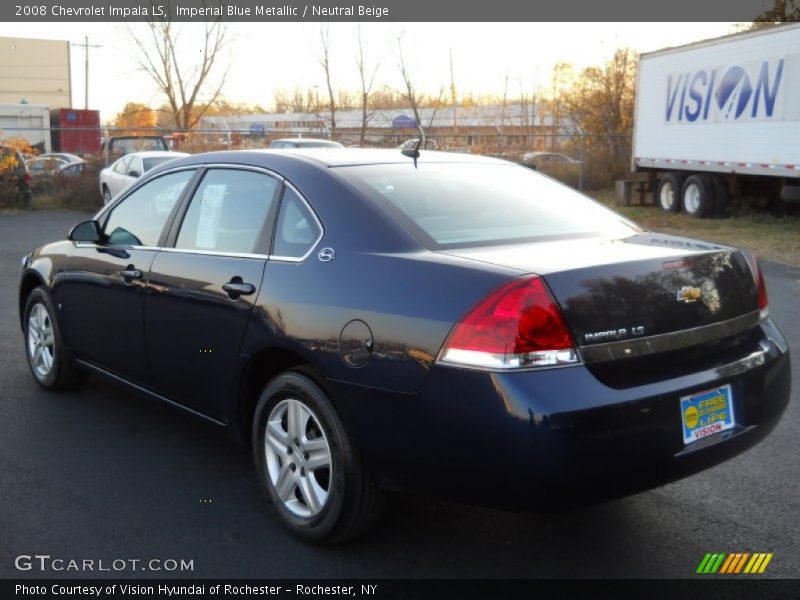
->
[128,156,142,176]
[175,169,279,255]
[272,187,321,259]
[104,170,194,247]
[112,157,129,175]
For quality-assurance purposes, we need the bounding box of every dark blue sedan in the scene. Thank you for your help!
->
[18,149,791,543]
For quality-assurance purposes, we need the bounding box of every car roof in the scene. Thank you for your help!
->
[218,148,510,168]
[143,148,515,182]
[273,138,338,143]
[41,152,83,161]
[125,151,189,159]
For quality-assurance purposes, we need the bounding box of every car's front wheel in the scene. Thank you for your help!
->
[102,185,112,205]
[23,287,86,390]
[252,370,384,544]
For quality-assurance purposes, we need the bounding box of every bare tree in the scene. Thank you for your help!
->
[397,33,422,133]
[562,48,637,186]
[740,1,800,30]
[355,25,380,145]
[449,49,458,131]
[319,25,337,137]
[273,87,316,113]
[549,62,572,151]
[129,8,230,131]
[423,88,446,132]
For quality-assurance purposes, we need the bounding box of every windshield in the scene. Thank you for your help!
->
[336,162,640,248]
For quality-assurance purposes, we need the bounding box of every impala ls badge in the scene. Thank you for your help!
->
[584,326,645,344]
[317,247,336,262]
[677,285,702,303]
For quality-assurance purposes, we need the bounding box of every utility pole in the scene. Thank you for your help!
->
[72,36,102,109]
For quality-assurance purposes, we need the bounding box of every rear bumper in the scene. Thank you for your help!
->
[330,319,791,509]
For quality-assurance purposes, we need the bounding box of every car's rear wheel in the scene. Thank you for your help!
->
[24,287,86,390]
[252,370,384,544]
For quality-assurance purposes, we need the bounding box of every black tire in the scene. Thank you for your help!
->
[655,172,684,213]
[252,370,385,544]
[23,286,87,390]
[102,185,112,205]
[712,176,730,217]
[682,174,716,218]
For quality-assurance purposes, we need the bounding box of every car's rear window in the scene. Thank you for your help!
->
[336,162,639,248]
[143,157,176,172]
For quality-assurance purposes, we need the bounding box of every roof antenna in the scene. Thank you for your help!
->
[401,123,425,168]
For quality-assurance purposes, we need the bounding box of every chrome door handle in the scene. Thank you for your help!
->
[121,268,143,280]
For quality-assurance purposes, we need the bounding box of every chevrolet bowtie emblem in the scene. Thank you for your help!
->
[676,285,702,303]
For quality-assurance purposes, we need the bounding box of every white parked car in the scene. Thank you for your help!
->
[100,151,188,204]
[269,138,343,149]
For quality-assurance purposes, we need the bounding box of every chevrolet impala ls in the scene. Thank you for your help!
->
[18,149,791,543]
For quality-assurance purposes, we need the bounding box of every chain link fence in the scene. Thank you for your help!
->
[1,125,632,209]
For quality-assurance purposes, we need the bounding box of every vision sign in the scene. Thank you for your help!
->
[665,58,786,123]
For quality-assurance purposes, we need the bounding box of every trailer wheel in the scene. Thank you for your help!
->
[712,177,729,217]
[682,174,715,218]
[656,173,684,213]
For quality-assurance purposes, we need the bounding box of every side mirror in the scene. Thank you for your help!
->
[68,220,102,243]
[127,170,141,178]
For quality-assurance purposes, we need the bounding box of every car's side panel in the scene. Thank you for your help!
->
[243,251,522,395]
[145,252,268,420]
[52,244,158,382]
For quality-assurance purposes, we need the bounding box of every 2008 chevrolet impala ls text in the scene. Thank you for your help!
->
[18,149,791,543]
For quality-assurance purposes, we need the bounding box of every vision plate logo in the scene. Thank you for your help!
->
[665,57,786,124]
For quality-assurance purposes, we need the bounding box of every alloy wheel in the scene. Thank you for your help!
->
[28,303,55,378]
[264,398,332,518]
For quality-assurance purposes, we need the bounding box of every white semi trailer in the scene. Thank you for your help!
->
[0,103,51,153]
[633,23,800,217]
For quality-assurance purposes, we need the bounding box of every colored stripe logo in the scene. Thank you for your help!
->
[696,552,773,574]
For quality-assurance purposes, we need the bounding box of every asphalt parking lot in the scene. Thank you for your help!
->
[0,210,798,579]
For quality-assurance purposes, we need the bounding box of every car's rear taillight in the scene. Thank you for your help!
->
[742,250,768,318]
[438,275,579,370]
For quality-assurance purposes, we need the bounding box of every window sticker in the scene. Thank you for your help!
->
[195,184,227,249]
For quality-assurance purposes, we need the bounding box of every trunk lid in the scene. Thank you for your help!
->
[441,232,760,349]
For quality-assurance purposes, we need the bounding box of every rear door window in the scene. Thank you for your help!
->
[175,169,280,255]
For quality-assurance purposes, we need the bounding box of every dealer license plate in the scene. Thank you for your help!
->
[680,384,734,445]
